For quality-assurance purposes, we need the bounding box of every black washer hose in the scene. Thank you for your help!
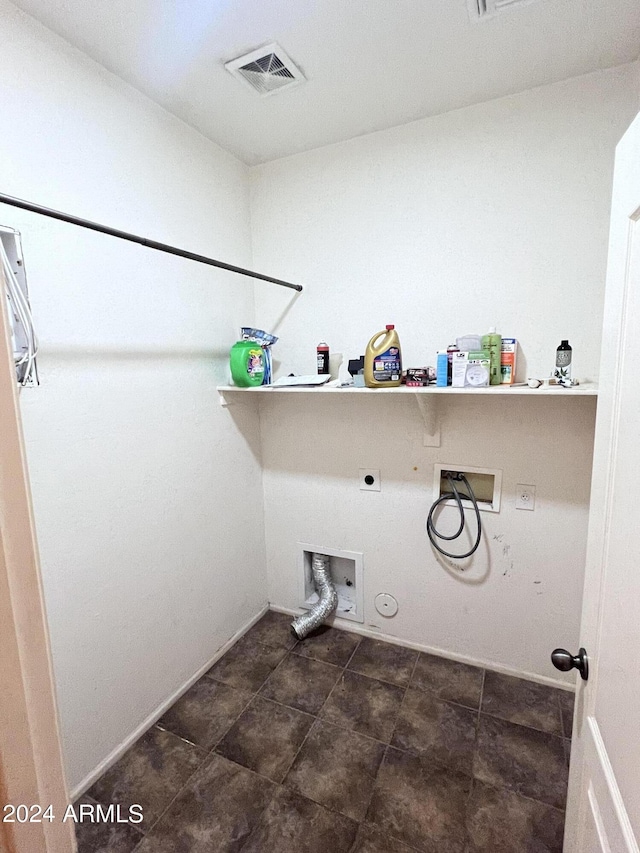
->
[427,474,482,559]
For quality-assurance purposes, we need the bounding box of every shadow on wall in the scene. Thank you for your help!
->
[41,345,232,361]
[430,523,492,587]
[246,393,596,508]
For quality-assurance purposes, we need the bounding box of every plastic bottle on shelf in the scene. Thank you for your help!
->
[481,327,502,385]
[436,351,449,387]
[554,340,572,386]
[229,340,265,387]
[364,325,402,388]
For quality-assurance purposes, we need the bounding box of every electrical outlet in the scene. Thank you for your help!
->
[359,469,381,492]
[516,484,536,511]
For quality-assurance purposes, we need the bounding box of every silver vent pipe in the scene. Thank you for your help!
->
[291,553,338,640]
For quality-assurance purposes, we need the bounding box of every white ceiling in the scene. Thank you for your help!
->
[11,0,640,165]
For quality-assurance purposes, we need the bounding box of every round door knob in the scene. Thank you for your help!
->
[551,647,589,681]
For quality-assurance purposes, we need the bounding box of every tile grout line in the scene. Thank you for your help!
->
[138,644,304,850]
[349,822,425,853]
[469,667,487,802]
[127,745,211,846]
[384,649,420,750]
[87,728,207,841]
[240,628,362,792]
[250,631,403,830]
[301,633,363,721]
[275,711,320,793]
[342,633,364,670]
[277,632,364,778]
[208,637,314,810]
[471,774,568,815]
[136,635,295,845]
[351,650,421,837]
[361,743,430,853]
[153,722,200,750]
[215,658,407,751]
[473,672,570,815]
[337,644,399,826]
[257,690,404,750]
[486,717,566,741]
[476,708,570,740]
[208,682,262,753]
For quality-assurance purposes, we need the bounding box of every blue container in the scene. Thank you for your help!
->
[436,351,448,387]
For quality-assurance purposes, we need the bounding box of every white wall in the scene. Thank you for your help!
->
[251,65,639,683]
[0,1,266,792]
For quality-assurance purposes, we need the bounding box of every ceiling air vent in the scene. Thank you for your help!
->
[468,0,539,22]
[225,43,305,96]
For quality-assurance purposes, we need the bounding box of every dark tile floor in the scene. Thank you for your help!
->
[76,611,573,853]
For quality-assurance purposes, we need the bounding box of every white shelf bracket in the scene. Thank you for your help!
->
[218,388,233,408]
[218,387,262,409]
[414,394,440,447]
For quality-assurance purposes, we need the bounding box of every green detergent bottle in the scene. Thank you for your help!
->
[230,340,265,387]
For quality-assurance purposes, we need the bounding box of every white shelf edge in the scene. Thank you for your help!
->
[218,382,597,445]
[217,384,598,397]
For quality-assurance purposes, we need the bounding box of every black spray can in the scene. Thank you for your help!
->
[446,343,459,386]
[317,341,330,374]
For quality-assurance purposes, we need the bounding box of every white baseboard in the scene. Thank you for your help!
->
[270,604,575,693]
[70,603,269,801]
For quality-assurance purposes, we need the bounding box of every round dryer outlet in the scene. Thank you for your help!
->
[374,593,398,617]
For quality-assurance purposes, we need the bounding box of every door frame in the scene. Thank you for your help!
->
[0,265,75,852]
[563,112,640,852]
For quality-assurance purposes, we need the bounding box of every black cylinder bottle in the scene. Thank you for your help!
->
[554,340,572,385]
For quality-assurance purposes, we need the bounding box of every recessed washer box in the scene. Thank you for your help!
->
[433,464,502,513]
[297,543,364,624]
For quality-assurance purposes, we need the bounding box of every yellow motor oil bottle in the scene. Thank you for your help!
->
[364,325,402,387]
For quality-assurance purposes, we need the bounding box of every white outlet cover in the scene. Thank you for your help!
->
[516,484,536,511]
[359,468,381,491]
[375,592,398,617]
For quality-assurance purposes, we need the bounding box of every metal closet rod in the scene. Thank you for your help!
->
[0,191,303,292]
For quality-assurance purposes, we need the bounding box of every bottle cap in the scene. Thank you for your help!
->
[489,326,496,333]
[561,340,569,345]
[386,324,395,330]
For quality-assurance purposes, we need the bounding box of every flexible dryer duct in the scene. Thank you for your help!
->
[291,553,338,640]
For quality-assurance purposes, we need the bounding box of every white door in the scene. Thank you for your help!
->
[562,112,640,853]
[0,270,76,851]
